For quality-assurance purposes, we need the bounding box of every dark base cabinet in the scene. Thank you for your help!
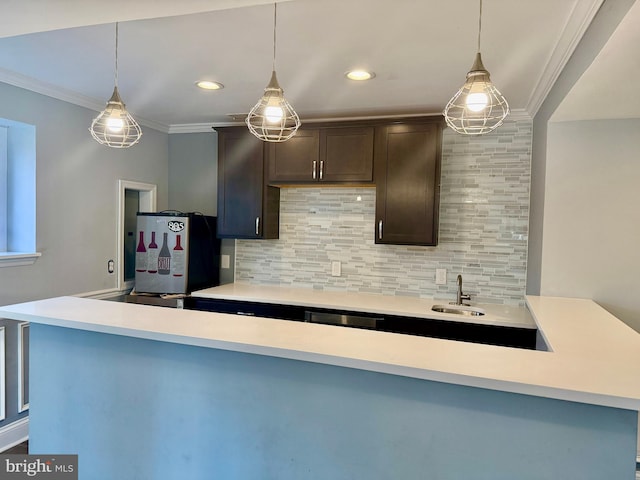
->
[187,297,306,321]
[185,298,537,350]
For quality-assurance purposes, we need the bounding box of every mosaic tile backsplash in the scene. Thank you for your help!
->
[236,119,532,306]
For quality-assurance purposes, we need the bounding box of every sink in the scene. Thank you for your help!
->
[431,305,485,317]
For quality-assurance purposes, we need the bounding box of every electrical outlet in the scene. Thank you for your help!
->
[221,254,231,269]
[331,261,341,277]
[107,259,115,274]
[435,268,447,285]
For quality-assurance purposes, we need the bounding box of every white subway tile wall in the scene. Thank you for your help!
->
[236,119,532,306]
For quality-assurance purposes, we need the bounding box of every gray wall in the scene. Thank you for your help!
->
[168,132,217,215]
[527,0,636,294]
[167,130,234,284]
[542,119,640,332]
[0,82,169,306]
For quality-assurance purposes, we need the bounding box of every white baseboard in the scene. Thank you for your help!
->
[0,417,28,452]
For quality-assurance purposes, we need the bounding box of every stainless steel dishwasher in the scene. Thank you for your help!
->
[304,311,382,329]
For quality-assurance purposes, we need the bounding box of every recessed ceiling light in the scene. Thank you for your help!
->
[345,70,375,81]
[196,80,224,90]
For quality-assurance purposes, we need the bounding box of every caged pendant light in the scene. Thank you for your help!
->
[443,0,509,135]
[90,22,142,148]
[246,3,301,142]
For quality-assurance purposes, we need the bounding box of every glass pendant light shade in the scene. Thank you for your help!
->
[89,22,142,148]
[90,86,142,148]
[246,70,300,142]
[443,52,509,135]
[246,3,300,142]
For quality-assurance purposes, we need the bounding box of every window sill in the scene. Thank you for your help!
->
[0,252,42,267]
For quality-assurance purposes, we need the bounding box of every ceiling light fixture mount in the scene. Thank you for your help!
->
[443,0,509,135]
[246,2,301,142]
[90,22,142,148]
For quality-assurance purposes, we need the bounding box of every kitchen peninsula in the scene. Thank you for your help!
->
[0,289,638,479]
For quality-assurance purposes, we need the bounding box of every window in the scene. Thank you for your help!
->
[0,118,39,267]
[0,126,6,252]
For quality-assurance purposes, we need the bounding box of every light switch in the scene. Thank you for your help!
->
[221,255,231,269]
[435,268,447,285]
[331,261,341,277]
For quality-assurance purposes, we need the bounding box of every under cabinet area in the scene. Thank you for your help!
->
[267,126,374,184]
[374,119,443,246]
[216,127,279,239]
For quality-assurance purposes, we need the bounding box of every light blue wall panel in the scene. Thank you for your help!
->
[30,324,637,480]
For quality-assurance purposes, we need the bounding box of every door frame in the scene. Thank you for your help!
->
[117,180,157,292]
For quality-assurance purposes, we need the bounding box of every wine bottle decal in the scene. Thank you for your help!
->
[158,232,171,275]
[147,231,158,274]
[172,234,185,277]
[135,231,147,272]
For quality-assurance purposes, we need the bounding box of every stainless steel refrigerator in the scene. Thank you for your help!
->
[134,212,220,294]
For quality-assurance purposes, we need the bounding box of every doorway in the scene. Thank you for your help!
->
[123,189,140,282]
[117,180,157,292]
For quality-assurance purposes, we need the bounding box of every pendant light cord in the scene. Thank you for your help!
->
[477,0,482,53]
[272,3,277,71]
[114,22,119,87]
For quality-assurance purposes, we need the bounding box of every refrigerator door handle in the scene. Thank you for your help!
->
[255,216,260,236]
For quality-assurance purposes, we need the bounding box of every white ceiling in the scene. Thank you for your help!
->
[552,0,640,122]
[0,0,604,132]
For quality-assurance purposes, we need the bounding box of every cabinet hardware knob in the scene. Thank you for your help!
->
[320,160,324,180]
[255,217,260,236]
[312,160,317,180]
[378,220,383,239]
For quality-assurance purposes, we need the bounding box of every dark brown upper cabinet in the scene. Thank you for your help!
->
[216,127,279,239]
[267,126,374,184]
[374,118,443,246]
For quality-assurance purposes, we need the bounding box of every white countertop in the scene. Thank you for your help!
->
[192,283,536,329]
[1,290,639,411]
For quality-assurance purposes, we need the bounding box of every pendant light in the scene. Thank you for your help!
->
[90,22,142,148]
[246,3,301,142]
[443,0,509,135]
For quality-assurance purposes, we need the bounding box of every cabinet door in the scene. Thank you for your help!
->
[267,130,320,183]
[217,128,279,239]
[374,121,442,246]
[267,127,374,184]
[320,127,374,182]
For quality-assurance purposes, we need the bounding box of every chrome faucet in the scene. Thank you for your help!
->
[455,274,471,306]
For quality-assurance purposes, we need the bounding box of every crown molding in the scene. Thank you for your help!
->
[525,0,605,117]
[0,68,170,133]
[168,123,215,134]
[505,109,532,122]
[169,110,532,134]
